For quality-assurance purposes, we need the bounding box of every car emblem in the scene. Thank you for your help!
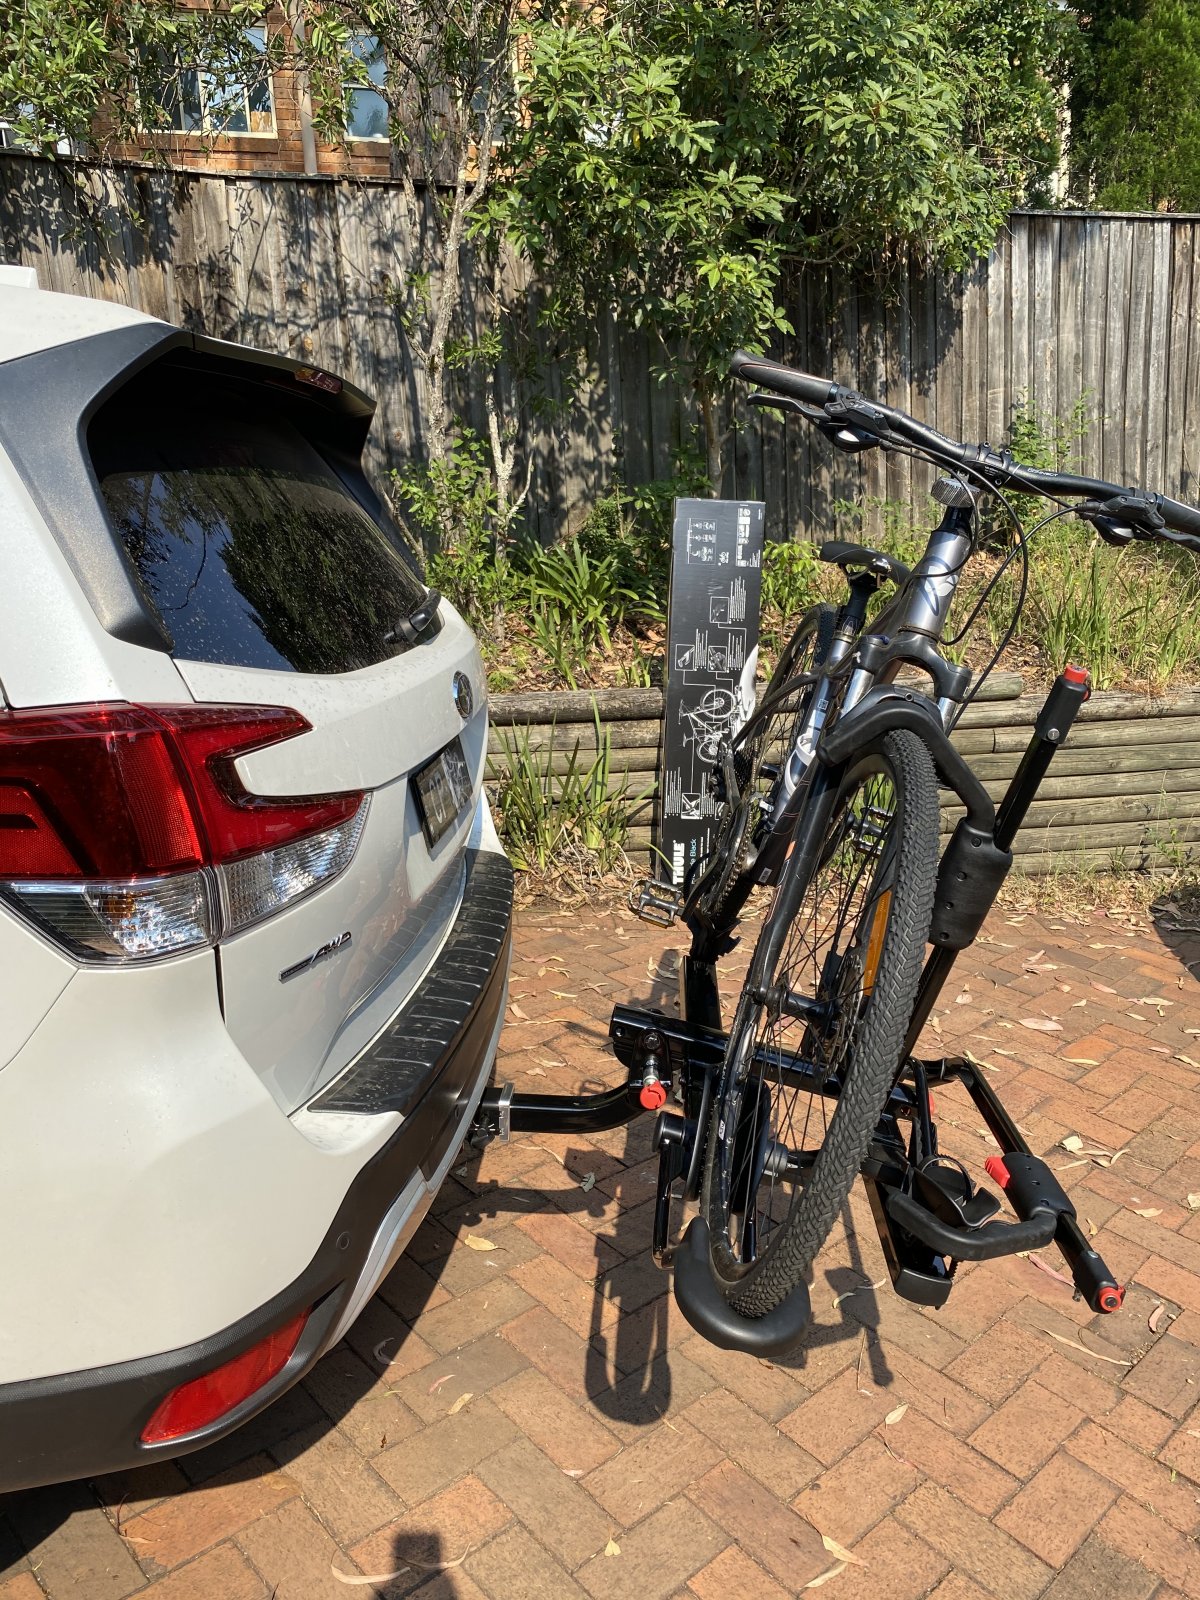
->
[452,671,473,720]
[279,931,352,983]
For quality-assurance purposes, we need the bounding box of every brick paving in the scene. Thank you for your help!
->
[5,896,1200,1598]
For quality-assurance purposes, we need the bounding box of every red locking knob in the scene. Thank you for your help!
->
[639,1078,668,1111]
[985,1154,1011,1190]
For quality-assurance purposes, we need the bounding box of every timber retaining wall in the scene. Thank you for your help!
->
[486,675,1200,876]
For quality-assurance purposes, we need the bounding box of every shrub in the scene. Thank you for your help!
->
[490,714,638,879]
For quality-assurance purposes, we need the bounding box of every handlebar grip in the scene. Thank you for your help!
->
[730,350,837,409]
[886,1191,1059,1262]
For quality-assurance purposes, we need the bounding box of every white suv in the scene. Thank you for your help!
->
[0,278,511,1490]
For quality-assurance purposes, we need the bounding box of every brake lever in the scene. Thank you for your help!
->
[746,391,824,420]
[1076,492,1165,547]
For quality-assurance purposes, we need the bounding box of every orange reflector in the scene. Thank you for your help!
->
[862,890,892,995]
[140,1311,308,1444]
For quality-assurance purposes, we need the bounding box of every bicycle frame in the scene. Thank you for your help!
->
[736,493,979,906]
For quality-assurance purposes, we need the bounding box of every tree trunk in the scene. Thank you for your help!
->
[698,383,725,493]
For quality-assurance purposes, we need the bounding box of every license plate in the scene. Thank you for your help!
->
[412,736,473,847]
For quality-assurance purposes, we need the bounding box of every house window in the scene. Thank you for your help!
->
[158,24,275,136]
[346,35,388,141]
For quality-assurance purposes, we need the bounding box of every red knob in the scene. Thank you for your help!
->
[985,1154,1011,1190]
[1098,1284,1125,1313]
[639,1079,668,1111]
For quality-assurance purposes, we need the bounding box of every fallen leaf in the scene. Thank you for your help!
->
[373,1338,398,1367]
[1044,1330,1132,1366]
[604,1539,621,1557]
[579,1172,597,1192]
[1131,1207,1163,1218]
[1187,1194,1200,1211]
[331,1547,472,1584]
[332,1569,412,1587]
[427,1374,453,1395]
[805,1562,848,1589]
[1021,1018,1063,1032]
[509,1002,528,1019]
[821,1533,867,1567]
[1150,1303,1171,1334]
[524,1065,547,1077]
[1026,1253,1075,1288]
[563,1469,584,1478]
[549,990,577,999]
[884,1404,908,1425]
[1094,983,1118,994]
[1087,1217,1097,1237]
[448,1392,473,1415]
[1061,1135,1085,1153]
[831,1277,886,1309]
[465,1235,499,1252]
[1065,1058,1098,1066]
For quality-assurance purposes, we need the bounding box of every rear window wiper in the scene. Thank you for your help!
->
[385,588,442,649]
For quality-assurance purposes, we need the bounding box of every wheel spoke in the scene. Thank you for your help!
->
[713,763,902,1273]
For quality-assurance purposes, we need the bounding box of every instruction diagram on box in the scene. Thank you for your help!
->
[660,501,766,887]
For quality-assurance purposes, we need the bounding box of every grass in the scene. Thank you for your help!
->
[488,713,651,898]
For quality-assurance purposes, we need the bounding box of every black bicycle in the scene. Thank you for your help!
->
[474,351,1200,1356]
[657,352,1200,1343]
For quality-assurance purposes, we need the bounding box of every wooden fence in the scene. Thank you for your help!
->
[2,154,1199,542]
[487,681,1200,876]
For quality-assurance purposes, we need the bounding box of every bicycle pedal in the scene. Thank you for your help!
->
[631,878,686,927]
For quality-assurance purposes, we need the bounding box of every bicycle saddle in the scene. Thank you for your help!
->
[818,541,911,587]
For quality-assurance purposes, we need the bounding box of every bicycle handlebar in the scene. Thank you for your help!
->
[730,349,1200,551]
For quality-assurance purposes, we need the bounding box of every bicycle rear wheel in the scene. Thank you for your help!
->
[701,728,938,1317]
[688,604,836,927]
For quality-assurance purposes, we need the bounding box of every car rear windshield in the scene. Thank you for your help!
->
[88,371,427,674]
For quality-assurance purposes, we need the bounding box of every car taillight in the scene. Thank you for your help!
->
[140,1310,309,1444]
[0,703,366,962]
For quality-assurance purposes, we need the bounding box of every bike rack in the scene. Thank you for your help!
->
[469,667,1126,1357]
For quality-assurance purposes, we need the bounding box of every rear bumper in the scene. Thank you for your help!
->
[0,848,512,1493]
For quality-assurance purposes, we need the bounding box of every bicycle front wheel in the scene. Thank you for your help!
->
[701,728,938,1317]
